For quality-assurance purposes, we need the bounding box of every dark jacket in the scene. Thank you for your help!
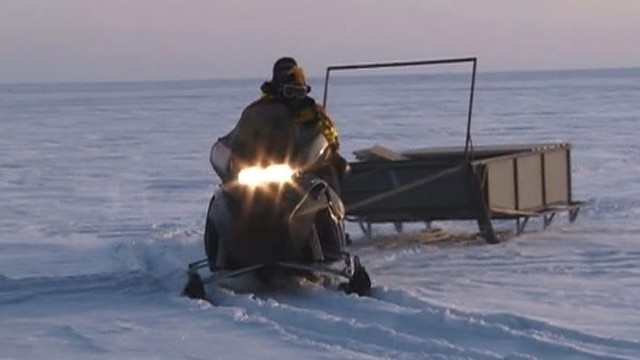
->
[228,94,346,191]
[230,95,340,164]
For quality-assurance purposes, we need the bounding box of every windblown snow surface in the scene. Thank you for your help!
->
[1,68,639,359]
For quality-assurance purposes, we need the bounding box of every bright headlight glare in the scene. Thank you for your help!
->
[237,164,295,187]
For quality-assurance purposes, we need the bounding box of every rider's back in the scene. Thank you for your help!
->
[230,97,297,164]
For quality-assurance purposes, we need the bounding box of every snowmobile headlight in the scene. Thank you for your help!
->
[237,164,295,187]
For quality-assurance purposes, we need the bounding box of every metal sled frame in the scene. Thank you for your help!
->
[322,57,583,243]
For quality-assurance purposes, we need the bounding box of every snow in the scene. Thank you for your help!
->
[1,68,640,359]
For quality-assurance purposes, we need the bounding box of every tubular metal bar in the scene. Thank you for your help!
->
[464,59,477,159]
[321,57,478,159]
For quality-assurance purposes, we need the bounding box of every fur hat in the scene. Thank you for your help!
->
[271,57,304,85]
[262,57,311,97]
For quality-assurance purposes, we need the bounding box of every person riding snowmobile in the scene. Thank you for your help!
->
[227,57,348,193]
[182,58,371,300]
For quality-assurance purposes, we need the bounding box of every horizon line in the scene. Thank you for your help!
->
[1,65,639,87]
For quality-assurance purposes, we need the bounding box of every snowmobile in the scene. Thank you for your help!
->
[182,123,371,301]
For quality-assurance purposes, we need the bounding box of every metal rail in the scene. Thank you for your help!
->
[321,57,478,159]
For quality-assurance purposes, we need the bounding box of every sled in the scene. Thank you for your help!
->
[321,58,584,243]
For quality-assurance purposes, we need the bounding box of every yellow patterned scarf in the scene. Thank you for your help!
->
[294,105,339,150]
[259,91,340,150]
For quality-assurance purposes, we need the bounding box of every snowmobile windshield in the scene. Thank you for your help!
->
[210,136,233,182]
[290,124,330,172]
[211,121,330,185]
[231,127,328,188]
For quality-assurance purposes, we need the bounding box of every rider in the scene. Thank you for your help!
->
[228,57,347,191]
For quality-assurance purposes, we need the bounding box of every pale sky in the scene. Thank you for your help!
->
[1,0,638,84]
